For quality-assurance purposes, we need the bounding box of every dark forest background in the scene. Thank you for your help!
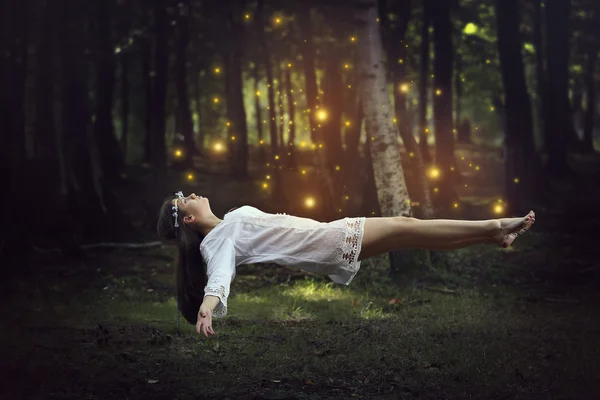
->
[2,1,600,399]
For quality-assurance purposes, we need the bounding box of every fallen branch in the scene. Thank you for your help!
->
[423,286,457,294]
[81,241,163,250]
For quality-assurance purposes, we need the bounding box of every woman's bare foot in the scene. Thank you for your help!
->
[494,210,536,248]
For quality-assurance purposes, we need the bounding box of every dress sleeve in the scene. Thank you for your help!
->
[203,238,236,318]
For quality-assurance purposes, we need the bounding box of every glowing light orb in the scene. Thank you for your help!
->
[400,83,409,93]
[214,67,221,74]
[435,89,442,96]
[301,170,306,175]
[256,90,261,96]
[213,142,225,153]
[453,202,459,208]
[350,36,356,42]
[427,167,441,179]
[463,22,478,35]
[174,149,182,158]
[345,121,351,127]
[187,173,194,181]
[514,177,520,184]
[493,204,504,215]
[266,175,270,180]
[213,97,219,104]
[316,109,328,121]
[304,197,316,208]
[259,139,264,145]
[262,182,269,189]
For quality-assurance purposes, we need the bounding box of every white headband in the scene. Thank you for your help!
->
[172,191,184,228]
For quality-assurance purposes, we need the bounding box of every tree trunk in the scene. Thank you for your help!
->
[431,0,458,208]
[418,0,432,164]
[256,0,279,158]
[544,0,572,174]
[151,0,168,170]
[121,53,130,160]
[495,0,537,215]
[93,0,122,184]
[297,6,320,143]
[277,60,286,151]
[0,0,30,266]
[142,31,153,163]
[285,65,298,169]
[533,0,548,151]
[175,0,196,168]
[582,45,598,153]
[322,44,344,172]
[254,63,267,163]
[379,0,434,220]
[354,0,412,217]
[224,3,249,179]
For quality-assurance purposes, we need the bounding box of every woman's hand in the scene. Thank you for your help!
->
[196,305,215,338]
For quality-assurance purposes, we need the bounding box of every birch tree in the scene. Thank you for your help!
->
[354,0,412,218]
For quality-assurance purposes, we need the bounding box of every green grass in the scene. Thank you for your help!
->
[2,239,599,399]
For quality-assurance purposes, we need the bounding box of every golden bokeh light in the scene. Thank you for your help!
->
[174,149,182,158]
[304,197,316,208]
[213,142,225,153]
[400,83,410,93]
[316,109,328,121]
[427,167,441,179]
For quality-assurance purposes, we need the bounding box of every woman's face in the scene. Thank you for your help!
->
[173,193,212,224]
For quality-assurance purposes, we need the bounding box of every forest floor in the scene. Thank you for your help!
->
[1,146,600,400]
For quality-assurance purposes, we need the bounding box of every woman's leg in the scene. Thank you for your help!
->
[358,211,535,261]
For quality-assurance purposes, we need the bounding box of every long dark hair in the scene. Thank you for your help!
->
[157,197,206,324]
[157,198,238,325]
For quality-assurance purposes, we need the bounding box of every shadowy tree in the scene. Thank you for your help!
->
[494,0,538,214]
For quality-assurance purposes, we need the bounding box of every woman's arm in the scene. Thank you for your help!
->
[201,295,220,311]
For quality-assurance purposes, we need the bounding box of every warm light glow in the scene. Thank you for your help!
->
[463,22,478,35]
[344,64,349,69]
[266,175,271,180]
[262,182,269,189]
[490,106,495,112]
[304,197,316,208]
[409,152,414,157]
[393,117,397,123]
[274,17,281,24]
[226,121,231,127]
[213,97,219,104]
[288,63,292,68]
[301,169,306,175]
[335,165,340,171]
[316,110,328,121]
[259,139,264,145]
[453,202,459,209]
[174,149,182,158]
[231,136,236,141]
[435,89,442,96]
[213,142,225,153]
[300,141,306,148]
[245,14,250,19]
[345,120,351,127]
[514,177,520,184]
[187,173,194,181]
[427,167,441,179]
[350,36,356,42]
[274,155,279,160]
[214,67,221,74]
[493,204,504,215]
[400,83,410,93]
[433,188,439,193]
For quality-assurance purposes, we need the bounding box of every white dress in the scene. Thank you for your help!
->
[199,205,366,317]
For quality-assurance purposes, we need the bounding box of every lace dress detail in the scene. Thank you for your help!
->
[205,285,228,318]
[335,217,366,269]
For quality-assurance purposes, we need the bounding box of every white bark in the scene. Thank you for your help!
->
[355,0,412,218]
